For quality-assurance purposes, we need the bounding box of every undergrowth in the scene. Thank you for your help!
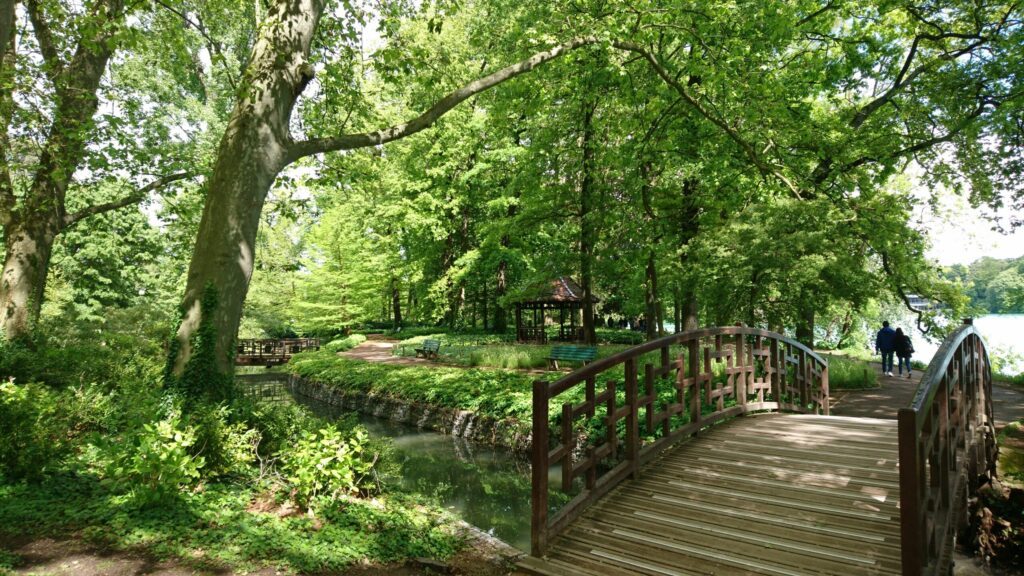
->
[0,335,465,573]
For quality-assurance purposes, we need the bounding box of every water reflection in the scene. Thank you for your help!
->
[237,374,535,550]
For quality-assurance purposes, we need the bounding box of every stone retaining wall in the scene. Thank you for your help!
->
[287,374,533,453]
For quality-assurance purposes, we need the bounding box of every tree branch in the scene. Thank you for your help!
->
[152,0,239,92]
[881,252,931,335]
[286,37,599,163]
[613,40,802,198]
[24,0,64,86]
[62,172,194,228]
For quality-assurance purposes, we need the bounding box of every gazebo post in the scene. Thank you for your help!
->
[515,303,523,342]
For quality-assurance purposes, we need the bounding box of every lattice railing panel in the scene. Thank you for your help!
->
[531,326,829,556]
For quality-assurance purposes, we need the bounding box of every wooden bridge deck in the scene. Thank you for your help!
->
[518,413,902,576]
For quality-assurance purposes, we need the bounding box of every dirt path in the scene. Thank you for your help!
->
[338,336,429,366]
[830,360,1024,429]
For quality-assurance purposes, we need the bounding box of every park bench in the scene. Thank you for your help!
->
[546,345,597,370]
[415,339,442,360]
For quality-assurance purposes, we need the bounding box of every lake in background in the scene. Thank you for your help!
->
[909,314,1023,375]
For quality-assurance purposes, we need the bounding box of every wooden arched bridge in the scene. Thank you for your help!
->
[236,338,319,366]
[519,321,996,576]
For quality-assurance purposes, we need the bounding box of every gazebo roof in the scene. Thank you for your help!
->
[516,276,596,304]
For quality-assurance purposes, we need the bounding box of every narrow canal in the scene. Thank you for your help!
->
[237,373,534,551]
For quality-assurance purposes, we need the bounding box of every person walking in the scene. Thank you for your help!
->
[894,327,915,378]
[875,321,897,376]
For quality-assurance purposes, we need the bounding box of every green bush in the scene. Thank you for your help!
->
[283,425,378,510]
[324,334,367,353]
[595,328,647,345]
[0,379,69,480]
[0,335,162,388]
[188,404,260,479]
[99,410,205,503]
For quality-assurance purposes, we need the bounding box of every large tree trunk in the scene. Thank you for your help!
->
[677,179,700,332]
[795,300,815,348]
[682,288,699,331]
[0,0,127,340]
[167,8,595,376]
[644,251,658,341]
[169,0,323,377]
[579,99,598,345]
[494,257,507,332]
[1,217,57,338]
[391,277,402,329]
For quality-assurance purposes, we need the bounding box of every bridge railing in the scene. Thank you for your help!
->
[898,319,996,576]
[236,338,320,364]
[530,326,829,556]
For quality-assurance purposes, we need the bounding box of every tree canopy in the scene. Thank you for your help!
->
[1,0,1021,362]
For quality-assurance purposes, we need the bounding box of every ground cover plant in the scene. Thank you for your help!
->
[0,340,464,574]
[818,354,879,390]
[324,333,368,353]
[391,333,633,369]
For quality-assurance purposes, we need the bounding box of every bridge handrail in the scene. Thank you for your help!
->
[898,319,996,576]
[530,325,829,556]
[236,338,321,357]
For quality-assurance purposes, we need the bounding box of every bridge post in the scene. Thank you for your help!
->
[688,339,700,433]
[531,379,550,557]
[625,357,640,478]
[898,408,923,575]
[735,329,747,406]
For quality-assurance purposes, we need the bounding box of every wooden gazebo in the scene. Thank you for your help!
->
[514,276,594,344]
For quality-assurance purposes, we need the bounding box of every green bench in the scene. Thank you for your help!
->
[415,339,442,360]
[546,345,597,370]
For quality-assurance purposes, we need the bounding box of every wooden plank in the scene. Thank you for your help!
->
[573,515,903,575]
[594,501,900,556]
[528,410,907,576]
[663,453,900,490]
[644,465,900,509]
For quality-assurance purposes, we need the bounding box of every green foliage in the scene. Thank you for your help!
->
[98,409,205,503]
[0,379,70,480]
[290,350,544,422]
[392,333,631,369]
[283,425,378,510]
[187,404,260,480]
[0,328,164,388]
[324,334,367,353]
[945,256,1024,314]
[821,355,879,390]
[0,477,460,574]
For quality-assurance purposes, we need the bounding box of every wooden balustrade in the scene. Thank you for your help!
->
[236,338,320,365]
[898,319,996,576]
[530,326,829,556]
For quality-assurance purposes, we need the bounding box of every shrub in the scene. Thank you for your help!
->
[324,334,367,353]
[0,378,69,480]
[188,404,260,479]
[282,425,378,510]
[101,410,205,503]
[595,328,647,345]
[237,399,322,458]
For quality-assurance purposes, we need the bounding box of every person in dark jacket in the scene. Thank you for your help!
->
[894,327,914,378]
[875,321,897,376]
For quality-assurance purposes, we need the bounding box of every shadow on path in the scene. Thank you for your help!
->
[831,360,1024,430]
